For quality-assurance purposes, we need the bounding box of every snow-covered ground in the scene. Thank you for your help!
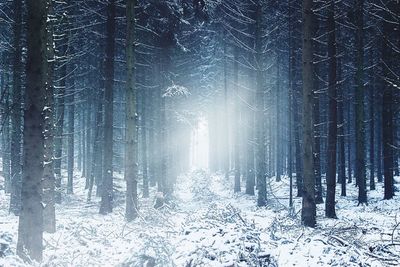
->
[0,170,399,266]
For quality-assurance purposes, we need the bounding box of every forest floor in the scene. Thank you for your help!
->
[1,170,400,267]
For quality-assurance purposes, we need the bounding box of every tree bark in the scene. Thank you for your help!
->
[67,76,74,194]
[223,31,230,180]
[87,87,103,202]
[276,53,282,182]
[313,90,323,204]
[355,0,367,204]
[125,0,138,221]
[325,0,337,218]
[369,51,375,191]
[255,2,266,207]
[312,11,322,204]
[233,45,241,193]
[346,88,352,184]
[43,0,56,233]
[245,13,255,196]
[301,0,316,227]
[2,70,11,194]
[53,12,68,203]
[381,1,397,200]
[17,0,47,261]
[100,0,116,214]
[288,0,294,207]
[141,71,149,198]
[9,0,23,215]
[337,55,346,196]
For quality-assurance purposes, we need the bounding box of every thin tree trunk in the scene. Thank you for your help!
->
[2,120,11,193]
[245,17,255,195]
[160,50,169,196]
[355,0,367,204]
[255,2,266,207]
[376,95,383,183]
[67,78,75,194]
[381,5,395,200]
[369,51,375,191]
[2,72,11,194]
[9,0,23,215]
[141,72,149,198]
[233,46,240,193]
[325,0,337,219]
[312,10,323,204]
[87,89,103,202]
[337,55,346,196]
[148,81,156,187]
[82,102,86,177]
[294,96,303,197]
[223,31,230,180]
[77,108,82,172]
[382,76,394,200]
[288,0,294,207]
[100,0,116,214]
[346,88,352,184]
[125,0,138,221]
[276,53,282,182]
[54,14,68,203]
[43,0,56,233]
[314,91,323,204]
[85,96,92,189]
[301,0,316,227]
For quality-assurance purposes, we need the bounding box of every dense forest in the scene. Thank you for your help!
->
[0,0,399,266]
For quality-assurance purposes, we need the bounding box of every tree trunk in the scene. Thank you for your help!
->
[148,78,156,187]
[9,0,23,215]
[245,17,255,195]
[325,0,337,219]
[346,88,352,184]
[85,96,92,189]
[77,108,82,172]
[355,0,367,204]
[100,0,116,214]
[125,0,138,221]
[301,0,316,227]
[276,53,282,182]
[17,0,47,261]
[87,88,103,202]
[2,71,11,194]
[382,72,394,200]
[160,50,169,196]
[67,77,75,194]
[233,46,241,193]
[294,96,303,197]
[288,0,294,207]
[369,51,375,191]
[43,0,56,233]
[376,98,383,183]
[2,125,11,194]
[155,62,162,193]
[312,11,322,204]
[255,2,266,207]
[313,90,323,204]
[381,2,396,200]
[223,31,230,180]
[81,103,86,177]
[54,12,68,203]
[141,71,149,198]
[337,55,346,196]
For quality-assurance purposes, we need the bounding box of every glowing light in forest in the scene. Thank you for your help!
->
[190,117,209,170]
